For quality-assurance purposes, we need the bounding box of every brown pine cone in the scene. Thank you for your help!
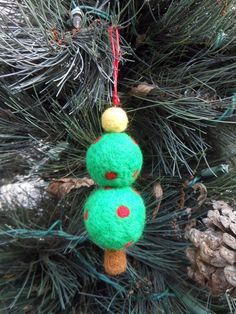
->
[185,200,236,296]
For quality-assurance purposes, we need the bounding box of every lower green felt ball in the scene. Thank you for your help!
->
[83,187,146,250]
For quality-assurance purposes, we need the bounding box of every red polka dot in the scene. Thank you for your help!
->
[84,210,89,220]
[93,136,101,144]
[125,241,133,248]
[104,186,112,190]
[117,205,130,218]
[105,172,118,180]
[132,170,139,178]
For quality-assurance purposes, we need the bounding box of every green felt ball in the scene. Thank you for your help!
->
[86,133,143,187]
[83,187,146,250]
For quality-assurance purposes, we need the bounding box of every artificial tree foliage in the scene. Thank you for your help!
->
[0,0,236,313]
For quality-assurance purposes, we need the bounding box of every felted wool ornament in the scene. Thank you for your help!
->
[83,187,146,250]
[86,133,143,187]
[83,26,146,276]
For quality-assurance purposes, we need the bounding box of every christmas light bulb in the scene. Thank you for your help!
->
[73,14,82,29]
[70,7,84,29]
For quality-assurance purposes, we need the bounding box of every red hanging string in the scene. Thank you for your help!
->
[109,25,120,107]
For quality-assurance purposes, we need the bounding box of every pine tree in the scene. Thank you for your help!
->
[0,1,236,313]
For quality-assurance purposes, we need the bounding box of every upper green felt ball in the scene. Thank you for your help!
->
[84,187,146,250]
[86,133,143,187]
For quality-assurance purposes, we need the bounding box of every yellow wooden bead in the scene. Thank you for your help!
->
[101,107,128,133]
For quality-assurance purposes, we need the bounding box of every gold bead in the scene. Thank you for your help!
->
[101,107,128,133]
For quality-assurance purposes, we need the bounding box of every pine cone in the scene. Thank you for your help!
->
[185,200,236,296]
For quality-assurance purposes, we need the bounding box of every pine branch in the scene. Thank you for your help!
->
[0,0,129,109]
[0,1,236,313]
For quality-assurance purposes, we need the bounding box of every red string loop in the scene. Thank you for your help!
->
[109,25,120,107]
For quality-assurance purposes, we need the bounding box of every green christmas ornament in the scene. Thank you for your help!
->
[86,133,143,187]
[83,26,146,275]
[84,187,146,250]
[84,106,146,276]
